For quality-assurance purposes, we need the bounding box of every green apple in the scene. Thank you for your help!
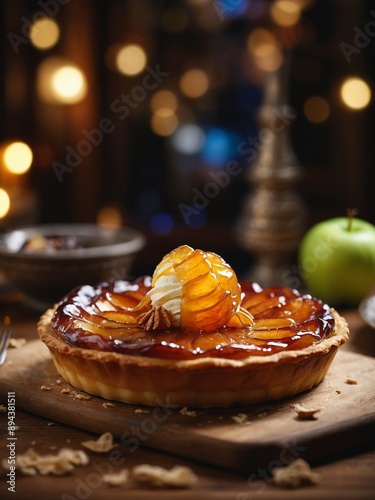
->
[298,215,375,306]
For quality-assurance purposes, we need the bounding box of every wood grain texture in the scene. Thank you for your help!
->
[1,340,374,475]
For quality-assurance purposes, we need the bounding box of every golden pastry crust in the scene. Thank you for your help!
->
[38,308,348,408]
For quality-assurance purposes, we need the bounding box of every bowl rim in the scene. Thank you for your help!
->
[0,223,146,260]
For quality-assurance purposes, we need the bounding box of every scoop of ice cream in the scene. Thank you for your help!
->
[147,269,183,327]
[146,245,253,331]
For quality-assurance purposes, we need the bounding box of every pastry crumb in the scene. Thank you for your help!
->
[81,432,117,453]
[179,407,197,417]
[9,338,27,348]
[273,458,320,488]
[131,464,197,488]
[231,413,249,424]
[1,448,89,476]
[345,376,357,385]
[336,389,342,394]
[291,403,321,420]
[103,402,116,408]
[41,385,52,391]
[72,391,91,400]
[61,388,71,394]
[102,469,129,486]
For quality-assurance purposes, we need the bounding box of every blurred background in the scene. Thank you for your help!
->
[0,0,374,277]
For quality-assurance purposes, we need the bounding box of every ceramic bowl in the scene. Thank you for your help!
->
[0,223,145,307]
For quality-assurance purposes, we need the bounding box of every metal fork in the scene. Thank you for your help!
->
[0,330,12,366]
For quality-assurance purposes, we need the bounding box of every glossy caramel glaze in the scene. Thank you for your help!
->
[52,277,335,360]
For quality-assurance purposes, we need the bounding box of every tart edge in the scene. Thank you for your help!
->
[37,308,349,407]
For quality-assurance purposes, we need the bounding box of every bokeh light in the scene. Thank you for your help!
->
[247,29,283,72]
[201,127,237,166]
[0,188,10,218]
[52,66,87,104]
[150,109,179,136]
[217,0,248,19]
[116,44,147,76]
[179,69,209,98]
[303,96,330,123]
[171,124,205,155]
[30,17,60,50]
[271,1,301,27]
[37,58,87,104]
[3,141,33,174]
[97,205,123,228]
[151,212,175,235]
[340,77,371,110]
[150,90,178,112]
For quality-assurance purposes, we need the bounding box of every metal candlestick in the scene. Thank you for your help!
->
[237,54,306,287]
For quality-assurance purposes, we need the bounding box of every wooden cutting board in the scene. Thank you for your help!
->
[1,339,374,475]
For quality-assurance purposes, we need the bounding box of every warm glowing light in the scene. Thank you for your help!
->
[303,96,330,123]
[340,77,371,110]
[247,29,283,72]
[0,188,10,218]
[3,142,33,174]
[37,58,87,104]
[52,66,87,104]
[151,109,178,136]
[179,69,209,98]
[271,1,301,27]
[97,205,123,228]
[116,44,147,76]
[150,90,178,112]
[30,17,60,50]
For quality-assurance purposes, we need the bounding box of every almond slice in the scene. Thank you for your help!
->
[81,432,117,453]
[273,458,320,488]
[132,464,197,488]
[292,403,321,420]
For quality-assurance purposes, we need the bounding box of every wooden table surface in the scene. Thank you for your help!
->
[1,293,375,500]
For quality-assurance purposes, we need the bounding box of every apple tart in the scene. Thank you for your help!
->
[38,245,349,407]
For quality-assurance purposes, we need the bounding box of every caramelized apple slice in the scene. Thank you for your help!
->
[149,245,252,332]
[106,291,145,310]
[151,245,194,285]
[242,286,299,312]
[253,317,297,330]
[253,297,313,321]
[226,307,254,327]
[191,331,231,351]
[99,310,138,324]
